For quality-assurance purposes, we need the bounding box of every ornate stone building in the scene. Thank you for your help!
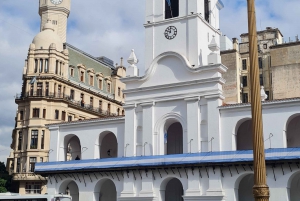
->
[221,27,284,103]
[6,0,125,194]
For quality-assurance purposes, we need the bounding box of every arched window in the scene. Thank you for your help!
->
[99,132,118,159]
[286,114,300,148]
[59,180,79,201]
[289,172,300,200]
[236,119,253,150]
[94,179,117,201]
[166,122,183,155]
[65,135,81,161]
[165,0,179,19]
[165,178,183,201]
[238,174,254,201]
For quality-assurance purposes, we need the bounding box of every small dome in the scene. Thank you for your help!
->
[32,21,63,52]
[63,49,69,56]
[29,43,35,50]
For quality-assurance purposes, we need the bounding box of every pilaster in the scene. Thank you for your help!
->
[184,97,200,153]
[206,167,224,197]
[140,102,155,156]
[185,168,201,196]
[120,171,136,198]
[205,95,223,151]
[140,170,155,197]
[123,104,137,157]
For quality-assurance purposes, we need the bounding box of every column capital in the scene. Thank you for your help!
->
[140,101,155,107]
[184,97,200,102]
[205,94,224,100]
[123,103,137,109]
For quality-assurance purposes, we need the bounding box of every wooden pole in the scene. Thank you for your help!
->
[246,0,270,200]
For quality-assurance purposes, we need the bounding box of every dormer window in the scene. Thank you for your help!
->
[165,0,179,19]
[90,75,94,86]
[80,71,84,82]
[70,68,74,77]
[107,83,111,93]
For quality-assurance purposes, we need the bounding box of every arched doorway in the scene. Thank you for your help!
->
[64,135,81,161]
[236,119,253,150]
[164,178,183,201]
[166,122,183,155]
[290,172,300,200]
[238,174,254,201]
[99,132,118,159]
[94,179,117,201]
[286,114,300,148]
[59,180,79,201]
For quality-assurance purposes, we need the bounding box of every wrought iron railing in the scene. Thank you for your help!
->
[16,91,118,117]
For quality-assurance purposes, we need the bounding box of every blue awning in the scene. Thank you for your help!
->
[35,148,300,173]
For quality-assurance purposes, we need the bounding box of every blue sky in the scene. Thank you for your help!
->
[0,0,300,163]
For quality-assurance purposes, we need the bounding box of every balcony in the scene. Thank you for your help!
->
[15,91,119,117]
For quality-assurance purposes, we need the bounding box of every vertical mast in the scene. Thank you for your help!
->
[246,0,270,200]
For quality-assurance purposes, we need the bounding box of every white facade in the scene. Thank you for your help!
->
[36,0,300,201]
[43,98,300,201]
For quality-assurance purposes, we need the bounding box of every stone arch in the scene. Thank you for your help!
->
[58,179,79,201]
[94,178,117,201]
[235,173,254,201]
[64,134,81,161]
[235,118,253,150]
[154,113,187,155]
[160,177,184,201]
[286,114,300,148]
[287,170,300,200]
[97,131,118,159]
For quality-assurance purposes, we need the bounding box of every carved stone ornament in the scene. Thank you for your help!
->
[253,185,270,198]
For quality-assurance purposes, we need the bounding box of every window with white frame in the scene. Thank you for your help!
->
[25,182,41,194]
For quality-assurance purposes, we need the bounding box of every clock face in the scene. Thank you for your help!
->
[164,26,177,40]
[50,0,63,5]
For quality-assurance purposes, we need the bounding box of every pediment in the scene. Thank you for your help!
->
[140,55,194,88]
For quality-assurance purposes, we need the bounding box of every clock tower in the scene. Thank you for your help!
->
[144,0,224,70]
[39,0,71,43]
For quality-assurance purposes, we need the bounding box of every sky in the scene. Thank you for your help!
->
[0,0,300,163]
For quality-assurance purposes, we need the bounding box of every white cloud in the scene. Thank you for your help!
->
[0,0,299,164]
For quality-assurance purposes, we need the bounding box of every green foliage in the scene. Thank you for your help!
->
[0,162,11,192]
[0,179,7,193]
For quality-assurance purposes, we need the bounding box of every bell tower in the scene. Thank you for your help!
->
[144,0,224,70]
[39,0,71,43]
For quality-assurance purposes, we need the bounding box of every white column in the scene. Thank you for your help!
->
[185,169,201,196]
[205,95,223,152]
[185,97,200,153]
[123,104,136,157]
[141,102,155,156]
[120,171,136,198]
[140,170,155,197]
[206,167,224,196]
[48,126,60,162]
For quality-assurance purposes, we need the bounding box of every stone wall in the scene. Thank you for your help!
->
[221,50,240,103]
[271,42,300,99]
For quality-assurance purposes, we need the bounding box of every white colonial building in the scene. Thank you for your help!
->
[35,0,300,201]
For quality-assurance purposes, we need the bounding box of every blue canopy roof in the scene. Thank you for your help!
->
[35,148,300,173]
